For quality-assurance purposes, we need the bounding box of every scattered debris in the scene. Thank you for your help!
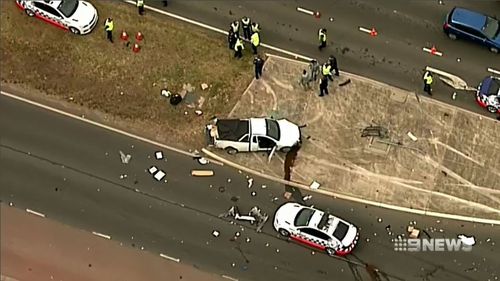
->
[201,83,209,90]
[195,110,203,116]
[458,234,476,246]
[148,166,158,174]
[408,225,420,238]
[196,157,209,165]
[261,184,267,189]
[191,170,214,176]
[155,151,164,160]
[235,231,241,237]
[251,191,257,196]
[212,230,220,237]
[407,131,418,141]
[283,192,292,200]
[361,126,389,138]
[247,178,254,188]
[309,181,320,190]
[452,92,457,100]
[227,178,232,183]
[153,170,166,181]
[377,218,383,223]
[119,150,132,164]
[218,206,269,232]
[302,195,312,201]
[275,249,280,253]
[245,237,251,243]
[119,174,128,179]
[338,79,351,87]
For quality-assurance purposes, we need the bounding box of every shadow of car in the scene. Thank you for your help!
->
[443,7,500,53]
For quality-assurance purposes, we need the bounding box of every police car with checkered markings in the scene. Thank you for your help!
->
[16,0,98,35]
[274,203,359,256]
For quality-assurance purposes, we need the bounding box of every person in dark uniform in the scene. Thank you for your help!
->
[228,28,237,50]
[319,76,329,97]
[253,55,264,79]
[241,16,252,40]
[328,55,340,76]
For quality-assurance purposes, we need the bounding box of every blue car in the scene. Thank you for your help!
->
[443,7,500,53]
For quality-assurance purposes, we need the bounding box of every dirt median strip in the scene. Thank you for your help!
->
[0,0,253,151]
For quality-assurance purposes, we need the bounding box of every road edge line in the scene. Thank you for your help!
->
[201,148,500,225]
[0,91,198,158]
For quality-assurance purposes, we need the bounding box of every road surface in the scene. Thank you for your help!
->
[1,94,499,281]
[148,0,500,118]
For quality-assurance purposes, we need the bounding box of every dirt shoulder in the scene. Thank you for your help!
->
[0,1,253,151]
[0,204,225,281]
[217,54,500,220]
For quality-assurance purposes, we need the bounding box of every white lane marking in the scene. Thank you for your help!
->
[0,91,197,158]
[422,47,443,57]
[358,27,372,33]
[201,148,500,225]
[296,7,314,16]
[222,275,239,281]
[487,68,500,75]
[159,253,180,262]
[92,231,111,240]
[26,208,46,218]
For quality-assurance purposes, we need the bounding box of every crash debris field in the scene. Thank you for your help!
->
[220,55,500,220]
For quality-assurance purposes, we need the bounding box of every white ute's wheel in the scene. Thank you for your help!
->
[225,147,238,155]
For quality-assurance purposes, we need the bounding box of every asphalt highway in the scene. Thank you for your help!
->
[1,95,500,281]
[148,0,500,118]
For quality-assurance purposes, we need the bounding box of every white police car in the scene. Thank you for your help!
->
[476,76,500,114]
[16,0,98,35]
[273,202,359,256]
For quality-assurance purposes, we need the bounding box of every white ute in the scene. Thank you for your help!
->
[206,117,301,154]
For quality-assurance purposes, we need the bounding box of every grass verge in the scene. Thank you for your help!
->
[0,1,254,150]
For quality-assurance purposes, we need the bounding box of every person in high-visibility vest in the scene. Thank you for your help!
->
[241,16,252,40]
[231,20,240,38]
[137,0,144,15]
[104,18,114,43]
[251,22,260,34]
[322,63,333,81]
[251,32,260,55]
[423,71,433,96]
[318,28,327,51]
[234,38,244,59]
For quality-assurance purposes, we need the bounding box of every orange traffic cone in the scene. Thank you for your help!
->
[430,46,437,55]
[132,43,141,53]
[120,31,129,41]
[370,28,378,37]
[135,31,144,41]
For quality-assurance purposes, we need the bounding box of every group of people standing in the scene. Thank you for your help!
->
[228,17,261,59]
[300,56,340,97]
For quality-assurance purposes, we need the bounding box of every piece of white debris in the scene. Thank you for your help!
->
[377,218,383,223]
[303,195,312,201]
[161,89,171,97]
[8,202,13,206]
[458,234,476,246]
[309,181,320,190]
[261,184,267,189]
[407,132,418,142]
[212,230,220,237]
[251,191,257,196]
[195,110,203,116]
[275,248,280,253]
[227,178,232,183]
[119,174,128,179]
[235,232,241,237]
[247,178,254,188]
[119,150,132,164]
[155,151,164,160]
[265,243,270,247]
[153,170,166,181]
[201,83,209,90]
[246,237,251,243]
[148,166,158,174]
[197,157,209,165]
